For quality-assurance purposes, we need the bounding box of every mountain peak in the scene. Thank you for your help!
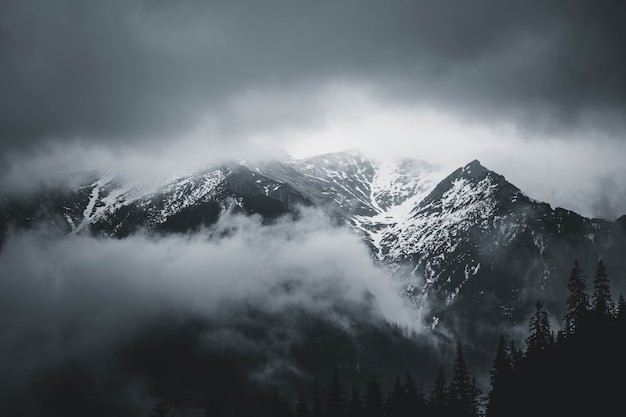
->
[412,159,523,217]
[464,159,484,169]
[458,159,490,179]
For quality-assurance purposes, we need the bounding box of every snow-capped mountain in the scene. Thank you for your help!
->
[2,151,625,344]
[372,159,626,334]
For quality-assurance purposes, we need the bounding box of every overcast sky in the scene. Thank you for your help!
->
[1,0,625,219]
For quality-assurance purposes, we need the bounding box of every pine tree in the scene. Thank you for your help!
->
[507,340,523,372]
[526,300,554,354]
[555,328,566,347]
[495,284,626,416]
[449,342,473,417]
[487,335,511,417]
[326,368,346,417]
[385,377,404,417]
[347,386,362,417]
[563,260,589,335]
[591,259,613,319]
[489,335,511,389]
[429,367,448,417]
[363,372,384,417]
[469,377,482,417]
[404,372,425,417]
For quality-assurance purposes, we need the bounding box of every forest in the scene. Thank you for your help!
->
[147,259,626,417]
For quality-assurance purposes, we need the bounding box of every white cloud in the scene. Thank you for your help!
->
[0,209,420,394]
[1,82,624,218]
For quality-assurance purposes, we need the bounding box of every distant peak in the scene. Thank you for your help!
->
[461,159,488,173]
[446,159,491,182]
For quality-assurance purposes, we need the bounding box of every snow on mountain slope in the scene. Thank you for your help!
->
[353,158,444,260]
[363,158,626,337]
[65,167,228,235]
[4,151,626,373]
[257,151,381,218]
[8,149,444,261]
[370,158,442,211]
[249,151,446,256]
[375,161,521,304]
[380,162,509,263]
[53,161,312,237]
[2,152,626,338]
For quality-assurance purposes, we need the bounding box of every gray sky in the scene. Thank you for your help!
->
[1,0,625,218]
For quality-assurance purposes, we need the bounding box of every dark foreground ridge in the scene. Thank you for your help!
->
[6,260,621,416]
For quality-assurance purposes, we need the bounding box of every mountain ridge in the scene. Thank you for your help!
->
[1,151,625,354]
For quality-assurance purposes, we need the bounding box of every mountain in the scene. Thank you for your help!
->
[0,161,311,238]
[373,159,626,340]
[2,151,625,351]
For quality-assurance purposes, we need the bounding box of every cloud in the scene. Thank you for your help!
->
[0,209,420,404]
[2,0,625,219]
[0,0,624,156]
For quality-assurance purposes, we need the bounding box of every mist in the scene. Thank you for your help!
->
[0,208,430,414]
[2,0,626,220]
[2,96,625,220]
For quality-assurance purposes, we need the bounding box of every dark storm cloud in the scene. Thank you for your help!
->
[1,0,625,153]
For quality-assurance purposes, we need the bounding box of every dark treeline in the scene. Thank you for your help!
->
[203,258,625,417]
[252,342,483,417]
[142,259,626,417]
[486,259,626,416]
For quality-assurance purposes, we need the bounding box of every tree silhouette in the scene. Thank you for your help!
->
[385,377,404,417]
[487,335,512,417]
[489,335,510,389]
[429,367,448,417]
[526,301,554,355]
[507,340,523,371]
[469,377,482,417]
[563,260,589,335]
[403,372,426,417]
[591,259,613,319]
[363,372,384,417]
[449,342,474,417]
[484,260,626,416]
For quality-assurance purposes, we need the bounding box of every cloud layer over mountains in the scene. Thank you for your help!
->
[0,209,420,411]
[2,0,625,149]
[1,0,625,219]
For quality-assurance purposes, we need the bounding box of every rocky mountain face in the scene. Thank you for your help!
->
[373,160,626,339]
[2,151,625,350]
